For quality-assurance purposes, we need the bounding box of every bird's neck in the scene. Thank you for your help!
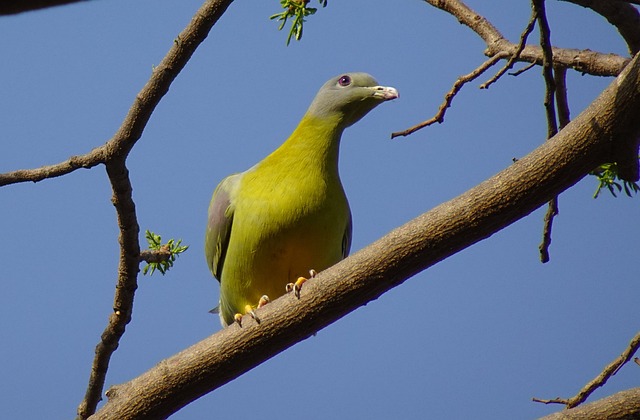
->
[266,113,344,174]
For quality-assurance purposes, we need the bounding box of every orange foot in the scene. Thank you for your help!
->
[234,295,270,326]
[286,269,317,299]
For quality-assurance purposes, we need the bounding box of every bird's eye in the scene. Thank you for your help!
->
[338,75,351,87]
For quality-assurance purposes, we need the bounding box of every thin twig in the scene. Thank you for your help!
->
[535,0,558,137]
[534,331,640,408]
[539,67,571,263]
[139,247,172,264]
[0,148,105,186]
[75,0,234,418]
[538,197,557,263]
[532,0,561,263]
[481,10,538,89]
[509,61,537,76]
[391,54,507,138]
[532,396,570,405]
[554,67,571,128]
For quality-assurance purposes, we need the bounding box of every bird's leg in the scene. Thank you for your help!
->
[286,269,317,299]
[234,295,270,326]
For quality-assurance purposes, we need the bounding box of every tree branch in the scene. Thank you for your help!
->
[533,0,560,264]
[480,8,537,90]
[139,248,172,264]
[394,0,629,143]
[92,51,640,420]
[539,387,640,420]
[540,67,571,263]
[76,158,139,420]
[390,53,507,138]
[74,0,234,418]
[422,0,630,77]
[554,68,572,129]
[534,331,640,409]
[563,0,640,55]
[534,0,558,138]
[0,148,105,186]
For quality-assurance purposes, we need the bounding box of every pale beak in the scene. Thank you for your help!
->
[371,85,399,101]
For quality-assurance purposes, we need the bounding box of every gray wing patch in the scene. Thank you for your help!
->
[205,173,243,283]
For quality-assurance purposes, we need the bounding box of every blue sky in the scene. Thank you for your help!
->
[1,1,638,419]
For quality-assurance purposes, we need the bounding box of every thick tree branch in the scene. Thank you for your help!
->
[507,44,629,76]
[92,51,640,420]
[74,0,234,418]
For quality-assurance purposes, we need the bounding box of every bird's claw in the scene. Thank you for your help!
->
[286,269,317,299]
[257,295,270,308]
[234,295,270,326]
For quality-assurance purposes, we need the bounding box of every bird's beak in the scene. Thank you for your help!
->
[370,85,399,101]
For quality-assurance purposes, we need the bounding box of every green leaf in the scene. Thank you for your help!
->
[271,0,326,45]
[142,230,189,276]
[590,159,640,199]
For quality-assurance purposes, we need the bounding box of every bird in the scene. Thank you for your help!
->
[205,72,398,327]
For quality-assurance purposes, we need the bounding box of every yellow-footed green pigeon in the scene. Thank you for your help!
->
[205,73,398,326]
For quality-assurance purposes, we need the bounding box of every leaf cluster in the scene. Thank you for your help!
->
[270,0,327,45]
[590,160,640,198]
[142,230,189,275]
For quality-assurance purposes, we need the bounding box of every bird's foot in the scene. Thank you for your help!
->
[286,269,317,299]
[234,295,270,326]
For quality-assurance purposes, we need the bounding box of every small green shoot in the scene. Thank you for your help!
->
[590,161,640,198]
[270,0,327,45]
[142,230,189,276]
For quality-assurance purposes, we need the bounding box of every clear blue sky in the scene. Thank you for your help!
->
[1,1,638,419]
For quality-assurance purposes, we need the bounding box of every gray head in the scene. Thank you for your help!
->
[306,72,398,129]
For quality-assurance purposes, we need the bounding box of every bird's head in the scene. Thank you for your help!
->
[306,73,398,129]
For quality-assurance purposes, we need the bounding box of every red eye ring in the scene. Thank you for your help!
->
[338,75,351,87]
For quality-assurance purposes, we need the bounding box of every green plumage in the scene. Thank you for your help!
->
[205,73,398,326]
